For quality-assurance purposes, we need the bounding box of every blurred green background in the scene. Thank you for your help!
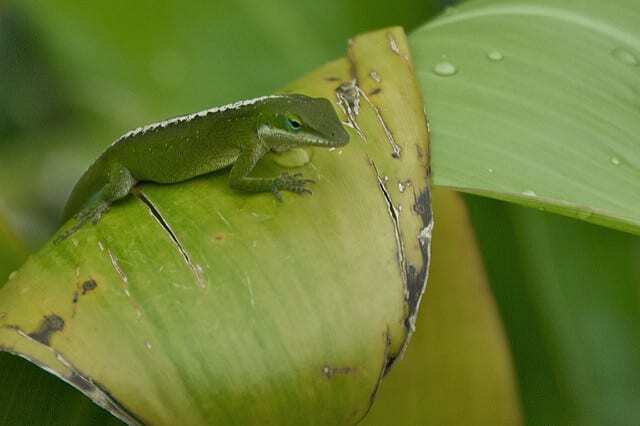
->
[1,0,639,425]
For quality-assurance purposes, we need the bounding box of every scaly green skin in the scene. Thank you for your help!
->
[56,94,349,242]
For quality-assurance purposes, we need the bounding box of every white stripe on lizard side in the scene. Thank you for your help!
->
[113,95,285,144]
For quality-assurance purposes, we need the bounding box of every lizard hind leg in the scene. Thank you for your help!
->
[55,163,136,243]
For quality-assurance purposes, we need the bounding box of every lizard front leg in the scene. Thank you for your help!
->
[228,142,314,200]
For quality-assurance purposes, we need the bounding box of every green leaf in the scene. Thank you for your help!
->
[365,189,522,425]
[466,195,640,425]
[410,0,640,234]
[0,215,118,425]
[0,28,432,424]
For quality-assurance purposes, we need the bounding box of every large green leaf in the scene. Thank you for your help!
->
[365,189,522,425]
[466,195,640,425]
[0,216,119,425]
[410,0,640,234]
[0,28,432,424]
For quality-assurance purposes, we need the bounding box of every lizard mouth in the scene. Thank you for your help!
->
[304,135,336,147]
[301,127,349,147]
[262,126,348,148]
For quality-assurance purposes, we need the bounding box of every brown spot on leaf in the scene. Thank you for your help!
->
[324,76,342,82]
[214,233,225,241]
[28,314,65,346]
[401,188,432,335]
[81,279,98,295]
[368,87,382,96]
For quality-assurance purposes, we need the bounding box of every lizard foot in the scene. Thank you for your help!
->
[272,173,315,201]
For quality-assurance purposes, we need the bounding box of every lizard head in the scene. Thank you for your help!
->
[259,95,349,152]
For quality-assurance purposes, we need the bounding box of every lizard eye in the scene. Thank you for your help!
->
[285,114,303,131]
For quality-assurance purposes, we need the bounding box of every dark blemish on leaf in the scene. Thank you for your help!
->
[69,371,95,392]
[403,187,433,334]
[28,314,65,346]
[413,188,431,224]
[356,331,392,424]
[72,291,79,304]
[322,365,355,379]
[368,87,382,96]
[65,368,145,425]
[214,233,225,241]
[92,378,146,426]
[81,279,98,295]
[325,76,342,82]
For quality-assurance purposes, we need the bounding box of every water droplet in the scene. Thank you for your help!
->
[610,157,621,165]
[487,51,504,62]
[611,48,638,66]
[487,168,494,173]
[433,61,457,77]
[522,190,537,197]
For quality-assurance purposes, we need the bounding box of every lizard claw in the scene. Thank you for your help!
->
[271,186,284,202]
[273,173,315,198]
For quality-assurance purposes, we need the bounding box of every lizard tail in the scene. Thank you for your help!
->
[61,157,109,223]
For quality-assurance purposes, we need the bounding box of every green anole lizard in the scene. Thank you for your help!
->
[56,94,349,242]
